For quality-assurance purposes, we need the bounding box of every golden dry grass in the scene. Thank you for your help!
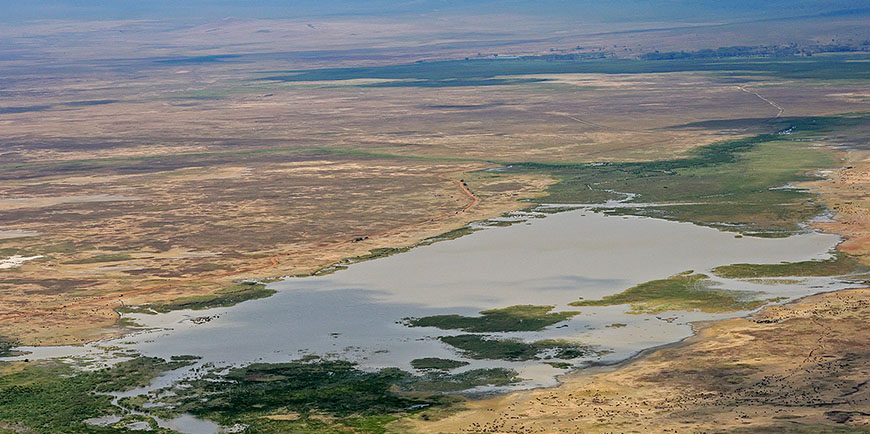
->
[804,151,870,263]
[0,157,552,345]
[0,31,867,347]
[404,288,870,434]
[406,127,870,434]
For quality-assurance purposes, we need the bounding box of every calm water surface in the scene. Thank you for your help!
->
[5,208,858,433]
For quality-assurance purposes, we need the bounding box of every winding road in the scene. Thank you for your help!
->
[738,86,785,118]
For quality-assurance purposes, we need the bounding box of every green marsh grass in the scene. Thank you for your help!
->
[0,357,195,433]
[405,305,578,332]
[439,335,595,361]
[127,281,275,314]
[712,253,864,279]
[571,273,777,314]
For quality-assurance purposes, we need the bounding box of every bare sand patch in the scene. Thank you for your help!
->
[0,255,43,269]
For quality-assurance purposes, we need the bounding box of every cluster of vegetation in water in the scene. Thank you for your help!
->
[404,304,578,332]
[0,356,196,433]
[712,252,865,279]
[571,272,779,314]
[118,281,275,314]
[410,357,469,371]
[439,335,596,361]
[169,359,436,422]
[0,354,519,434]
[520,115,870,237]
[140,357,518,433]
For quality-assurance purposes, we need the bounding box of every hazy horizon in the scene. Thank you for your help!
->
[2,0,868,24]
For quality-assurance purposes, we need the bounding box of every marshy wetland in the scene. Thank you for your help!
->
[0,11,868,429]
[4,203,861,432]
[2,105,868,432]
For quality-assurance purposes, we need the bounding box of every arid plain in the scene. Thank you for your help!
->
[1,9,869,434]
[3,49,867,346]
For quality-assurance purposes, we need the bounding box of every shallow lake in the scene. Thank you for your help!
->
[11,207,857,396]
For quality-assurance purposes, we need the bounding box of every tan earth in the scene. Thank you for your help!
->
[403,151,870,434]
[0,160,554,345]
[808,152,870,264]
[8,62,865,346]
[403,288,870,434]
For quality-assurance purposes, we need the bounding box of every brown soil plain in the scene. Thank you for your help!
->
[7,48,865,346]
[1,10,869,434]
[403,112,870,433]
[403,105,870,433]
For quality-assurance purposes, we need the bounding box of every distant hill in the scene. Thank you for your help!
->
[1,0,868,23]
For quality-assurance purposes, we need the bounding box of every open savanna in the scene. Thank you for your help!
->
[406,97,870,434]
[0,153,552,345]
[0,52,868,347]
[0,6,868,431]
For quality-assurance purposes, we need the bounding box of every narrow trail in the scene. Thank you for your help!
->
[561,114,619,131]
[738,86,784,118]
[435,170,481,215]
[551,111,639,133]
[0,167,486,324]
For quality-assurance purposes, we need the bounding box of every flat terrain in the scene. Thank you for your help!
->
[2,49,868,345]
[409,288,870,433]
[0,12,869,434]
[408,130,870,434]
[0,153,550,344]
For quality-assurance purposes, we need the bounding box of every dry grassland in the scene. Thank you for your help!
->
[406,288,870,434]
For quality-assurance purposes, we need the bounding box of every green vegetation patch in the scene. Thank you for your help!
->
[0,336,17,357]
[134,281,275,313]
[405,305,578,332]
[257,54,870,86]
[410,357,469,371]
[403,368,521,392]
[89,356,199,393]
[423,226,479,243]
[150,358,499,433]
[440,335,595,361]
[39,241,80,255]
[116,316,145,328]
[175,360,429,417]
[520,114,868,236]
[0,356,195,433]
[712,252,864,279]
[571,273,777,314]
